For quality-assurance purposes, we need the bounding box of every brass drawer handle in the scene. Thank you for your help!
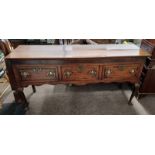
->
[105,69,111,77]
[89,70,97,77]
[64,71,72,78]
[20,71,30,78]
[130,69,135,74]
[48,70,56,79]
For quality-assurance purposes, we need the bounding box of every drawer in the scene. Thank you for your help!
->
[13,65,59,82]
[61,64,99,81]
[102,64,141,81]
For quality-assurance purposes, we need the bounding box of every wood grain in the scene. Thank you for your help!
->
[6,45,150,59]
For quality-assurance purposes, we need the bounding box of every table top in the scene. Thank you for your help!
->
[5,44,151,59]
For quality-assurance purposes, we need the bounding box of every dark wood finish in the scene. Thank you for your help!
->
[128,83,140,105]
[139,39,155,95]
[13,88,29,107]
[61,64,99,81]
[5,44,150,107]
[32,85,36,93]
[13,65,59,82]
[103,63,141,81]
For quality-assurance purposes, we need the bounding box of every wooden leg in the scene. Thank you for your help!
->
[118,83,122,89]
[128,83,140,105]
[32,85,36,93]
[13,88,29,108]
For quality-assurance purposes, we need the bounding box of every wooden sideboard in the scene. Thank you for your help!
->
[5,44,150,107]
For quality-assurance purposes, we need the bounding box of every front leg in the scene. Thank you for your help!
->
[32,85,36,93]
[128,83,140,105]
[13,88,29,108]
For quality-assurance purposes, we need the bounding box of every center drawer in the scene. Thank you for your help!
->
[61,64,99,81]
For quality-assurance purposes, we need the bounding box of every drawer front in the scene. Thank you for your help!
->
[61,64,99,81]
[13,65,59,82]
[102,64,141,81]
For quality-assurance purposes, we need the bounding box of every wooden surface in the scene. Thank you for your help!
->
[5,44,150,106]
[6,44,150,59]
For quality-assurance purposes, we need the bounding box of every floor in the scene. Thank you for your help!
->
[0,83,155,115]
